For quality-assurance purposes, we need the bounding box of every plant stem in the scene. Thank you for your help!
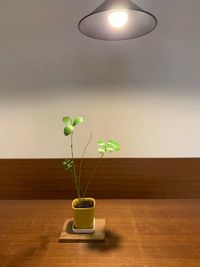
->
[78,132,92,198]
[69,169,77,189]
[83,153,104,198]
[70,133,80,199]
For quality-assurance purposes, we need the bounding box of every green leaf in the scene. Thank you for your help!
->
[63,116,73,125]
[97,140,106,146]
[98,139,120,154]
[64,125,74,136]
[106,146,114,152]
[73,117,83,126]
[63,159,73,165]
[97,140,106,155]
[98,147,106,154]
[63,159,74,171]
[108,140,120,151]
[65,164,73,171]
[108,140,119,146]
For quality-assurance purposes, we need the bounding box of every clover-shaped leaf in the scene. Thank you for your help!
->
[97,140,106,146]
[107,140,120,151]
[106,146,114,152]
[97,140,106,155]
[63,116,73,125]
[73,117,83,126]
[63,116,83,136]
[64,125,74,136]
[63,159,74,171]
[98,147,106,155]
[97,139,120,155]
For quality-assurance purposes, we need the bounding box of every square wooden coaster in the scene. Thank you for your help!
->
[58,218,105,243]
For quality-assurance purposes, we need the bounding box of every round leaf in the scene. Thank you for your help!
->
[73,117,83,126]
[108,140,120,151]
[64,125,74,136]
[98,147,105,154]
[97,140,106,146]
[63,116,73,125]
[106,146,114,152]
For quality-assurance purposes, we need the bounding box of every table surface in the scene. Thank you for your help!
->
[0,199,200,267]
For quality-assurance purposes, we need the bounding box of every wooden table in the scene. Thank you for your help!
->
[0,199,200,267]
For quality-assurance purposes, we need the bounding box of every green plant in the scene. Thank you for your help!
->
[62,116,120,203]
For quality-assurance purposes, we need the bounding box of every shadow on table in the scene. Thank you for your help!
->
[4,235,49,267]
[86,230,121,252]
[66,220,74,234]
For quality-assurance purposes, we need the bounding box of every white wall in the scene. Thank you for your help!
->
[1,91,200,158]
[1,0,200,158]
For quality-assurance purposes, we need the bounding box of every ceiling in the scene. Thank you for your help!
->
[0,0,200,98]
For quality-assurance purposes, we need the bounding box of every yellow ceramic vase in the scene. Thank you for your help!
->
[72,198,95,229]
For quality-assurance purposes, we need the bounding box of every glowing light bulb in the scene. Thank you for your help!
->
[108,11,128,28]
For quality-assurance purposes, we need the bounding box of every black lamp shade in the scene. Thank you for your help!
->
[78,0,157,41]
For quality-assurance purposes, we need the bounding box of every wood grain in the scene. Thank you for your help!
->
[58,218,105,243]
[0,199,200,267]
[1,158,200,199]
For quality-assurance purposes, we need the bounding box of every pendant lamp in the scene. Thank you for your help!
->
[78,0,157,41]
